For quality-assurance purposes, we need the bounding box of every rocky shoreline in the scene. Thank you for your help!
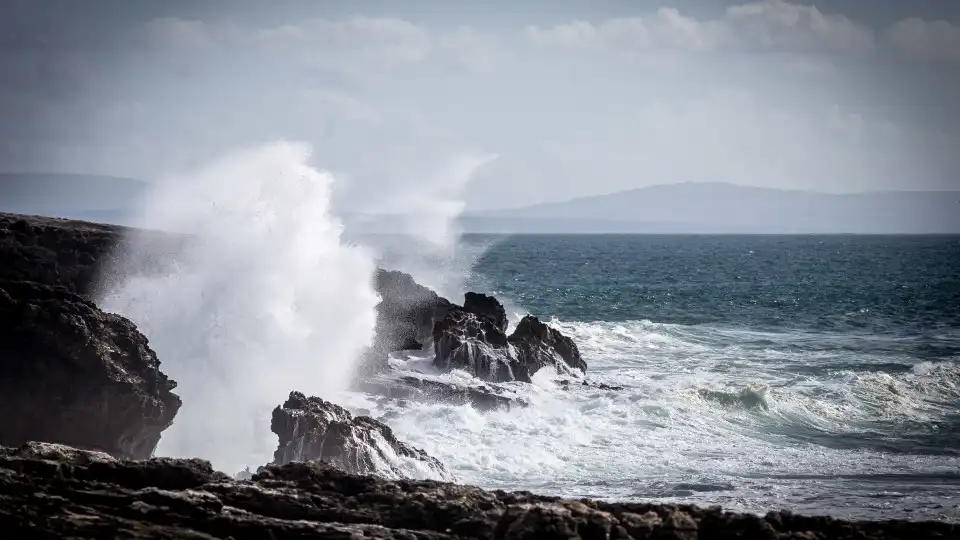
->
[1,211,955,538]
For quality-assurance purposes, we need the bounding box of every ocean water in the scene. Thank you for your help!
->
[345,234,960,522]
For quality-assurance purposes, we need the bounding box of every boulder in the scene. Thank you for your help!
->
[0,441,953,539]
[271,391,446,478]
[509,315,587,380]
[0,279,181,460]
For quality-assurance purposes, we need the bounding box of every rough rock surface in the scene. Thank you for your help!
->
[0,279,181,460]
[1,441,954,539]
[509,315,587,379]
[374,269,456,352]
[463,292,508,334]
[0,212,185,298]
[354,268,458,377]
[433,295,587,384]
[433,306,516,382]
[271,391,446,478]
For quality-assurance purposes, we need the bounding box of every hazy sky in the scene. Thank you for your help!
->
[2,0,959,211]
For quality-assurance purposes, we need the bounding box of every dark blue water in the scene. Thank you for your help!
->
[470,235,960,335]
[375,235,960,521]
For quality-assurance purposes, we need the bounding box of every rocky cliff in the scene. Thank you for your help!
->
[0,279,181,459]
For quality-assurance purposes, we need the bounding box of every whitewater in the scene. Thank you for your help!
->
[96,142,960,522]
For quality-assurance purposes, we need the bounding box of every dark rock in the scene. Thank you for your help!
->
[0,441,954,539]
[433,297,588,384]
[464,291,508,334]
[0,212,186,298]
[271,391,446,478]
[558,380,625,392]
[509,315,587,379]
[433,307,518,382]
[0,279,181,460]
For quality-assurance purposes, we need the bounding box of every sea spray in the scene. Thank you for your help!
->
[351,153,499,301]
[97,141,379,474]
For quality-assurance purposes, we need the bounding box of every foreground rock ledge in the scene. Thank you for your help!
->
[1,442,954,539]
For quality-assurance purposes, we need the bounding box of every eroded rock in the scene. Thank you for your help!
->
[509,315,587,379]
[0,279,181,460]
[271,391,446,479]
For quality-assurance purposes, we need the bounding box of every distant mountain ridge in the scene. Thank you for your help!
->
[461,182,960,234]
[2,174,957,233]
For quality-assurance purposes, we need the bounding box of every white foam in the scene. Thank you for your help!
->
[356,318,960,508]
[97,141,380,474]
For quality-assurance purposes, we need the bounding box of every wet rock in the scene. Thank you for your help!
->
[0,441,953,539]
[464,291,508,333]
[433,297,588,384]
[356,269,458,377]
[356,376,525,412]
[433,307,517,382]
[509,315,587,379]
[271,391,446,478]
[0,279,181,460]
[0,212,186,298]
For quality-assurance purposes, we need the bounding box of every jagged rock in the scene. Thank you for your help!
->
[433,306,518,382]
[433,295,587,384]
[464,291,508,333]
[355,269,458,377]
[271,391,446,478]
[0,279,181,460]
[509,315,587,379]
[0,442,953,539]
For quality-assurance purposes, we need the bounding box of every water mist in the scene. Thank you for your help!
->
[97,141,379,474]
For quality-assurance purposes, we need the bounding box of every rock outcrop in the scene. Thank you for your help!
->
[433,306,516,382]
[271,391,446,478]
[373,268,456,352]
[0,212,185,298]
[1,441,954,539]
[432,294,587,383]
[0,279,181,460]
[509,315,587,379]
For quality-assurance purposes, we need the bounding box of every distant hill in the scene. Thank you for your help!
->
[462,182,960,234]
[3,175,957,234]
[0,173,148,225]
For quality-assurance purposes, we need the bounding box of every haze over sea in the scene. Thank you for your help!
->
[362,233,960,522]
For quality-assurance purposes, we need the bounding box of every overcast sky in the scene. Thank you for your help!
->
[1,0,959,211]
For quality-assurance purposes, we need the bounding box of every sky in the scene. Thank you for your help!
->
[1,0,959,212]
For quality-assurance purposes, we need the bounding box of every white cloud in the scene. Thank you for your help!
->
[887,17,960,63]
[3,3,956,214]
[526,0,874,56]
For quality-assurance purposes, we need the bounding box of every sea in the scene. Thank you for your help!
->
[349,234,960,522]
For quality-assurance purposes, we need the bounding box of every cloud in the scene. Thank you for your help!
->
[526,0,874,56]
[887,17,960,63]
[1,1,956,214]
[141,15,500,76]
